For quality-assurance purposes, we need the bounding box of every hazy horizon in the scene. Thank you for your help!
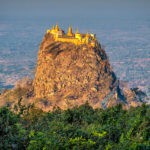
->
[1,0,150,18]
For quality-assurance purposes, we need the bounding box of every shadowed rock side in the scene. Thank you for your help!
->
[33,33,141,110]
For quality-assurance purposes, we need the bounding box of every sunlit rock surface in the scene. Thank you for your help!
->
[33,33,141,110]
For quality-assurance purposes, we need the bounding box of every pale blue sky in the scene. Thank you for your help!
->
[0,0,150,19]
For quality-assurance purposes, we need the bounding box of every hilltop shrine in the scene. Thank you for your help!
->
[46,24,97,46]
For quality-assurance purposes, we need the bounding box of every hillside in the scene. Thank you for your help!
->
[33,26,141,111]
[0,26,143,111]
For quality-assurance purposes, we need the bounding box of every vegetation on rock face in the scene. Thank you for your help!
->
[0,100,149,150]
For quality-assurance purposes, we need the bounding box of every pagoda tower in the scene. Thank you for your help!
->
[67,26,74,37]
[55,24,59,31]
[75,28,82,41]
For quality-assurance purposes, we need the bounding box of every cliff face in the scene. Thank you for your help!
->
[33,33,141,110]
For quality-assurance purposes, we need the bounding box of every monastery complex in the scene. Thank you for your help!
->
[46,24,97,46]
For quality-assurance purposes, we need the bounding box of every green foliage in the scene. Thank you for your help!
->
[0,102,149,150]
[0,107,27,149]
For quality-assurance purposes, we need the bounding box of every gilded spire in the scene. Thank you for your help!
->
[67,26,73,36]
[55,23,59,31]
[76,28,80,34]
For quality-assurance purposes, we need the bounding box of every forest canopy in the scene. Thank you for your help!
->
[0,101,149,150]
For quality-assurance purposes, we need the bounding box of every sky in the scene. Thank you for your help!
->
[0,0,150,19]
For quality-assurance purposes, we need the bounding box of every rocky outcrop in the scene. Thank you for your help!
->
[33,33,141,110]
